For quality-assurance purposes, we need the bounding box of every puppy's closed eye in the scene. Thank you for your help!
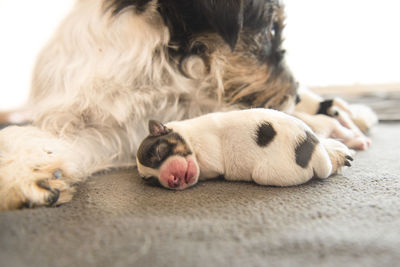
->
[154,142,170,162]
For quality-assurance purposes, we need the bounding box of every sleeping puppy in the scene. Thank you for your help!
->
[137,109,353,189]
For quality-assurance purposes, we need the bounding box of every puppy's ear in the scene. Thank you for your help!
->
[148,120,170,136]
[198,0,243,51]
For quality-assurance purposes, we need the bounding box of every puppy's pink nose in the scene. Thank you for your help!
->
[168,175,180,188]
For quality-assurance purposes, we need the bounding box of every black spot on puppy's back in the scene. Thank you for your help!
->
[295,131,319,168]
[254,121,276,147]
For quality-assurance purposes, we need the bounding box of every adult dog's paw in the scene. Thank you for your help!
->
[0,126,77,211]
[17,170,75,209]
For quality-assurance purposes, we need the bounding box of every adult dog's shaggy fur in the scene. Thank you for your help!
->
[0,0,375,210]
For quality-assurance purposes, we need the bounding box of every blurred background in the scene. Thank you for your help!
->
[1,0,399,111]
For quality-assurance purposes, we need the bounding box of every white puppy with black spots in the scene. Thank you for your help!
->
[137,109,353,190]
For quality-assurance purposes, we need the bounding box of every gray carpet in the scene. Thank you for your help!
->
[1,122,400,267]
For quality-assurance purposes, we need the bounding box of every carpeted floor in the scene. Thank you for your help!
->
[0,121,399,267]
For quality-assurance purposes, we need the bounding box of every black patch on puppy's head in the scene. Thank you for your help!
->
[137,120,192,169]
[295,131,319,168]
[254,121,276,147]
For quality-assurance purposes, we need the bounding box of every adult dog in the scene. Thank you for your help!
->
[0,0,375,210]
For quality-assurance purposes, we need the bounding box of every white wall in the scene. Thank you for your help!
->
[0,0,74,111]
[284,0,400,86]
[1,0,399,110]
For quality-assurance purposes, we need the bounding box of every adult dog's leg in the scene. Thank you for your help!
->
[0,120,136,210]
